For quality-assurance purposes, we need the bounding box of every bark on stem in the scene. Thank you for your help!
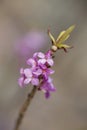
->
[14,86,37,130]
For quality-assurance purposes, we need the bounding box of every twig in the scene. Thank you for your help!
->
[14,86,37,130]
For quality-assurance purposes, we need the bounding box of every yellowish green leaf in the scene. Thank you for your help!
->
[57,43,70,49]
[56,31,65,41]
[56,25,75,44]
[48,30,56,45]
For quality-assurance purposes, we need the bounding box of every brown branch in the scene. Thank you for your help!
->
[14,86,37,130]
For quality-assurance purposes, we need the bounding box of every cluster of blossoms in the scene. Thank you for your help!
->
[18,50,56,98]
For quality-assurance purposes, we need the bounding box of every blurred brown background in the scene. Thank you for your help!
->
[0,0,87,130]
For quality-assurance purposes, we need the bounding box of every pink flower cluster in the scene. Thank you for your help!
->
[18,50,56,98]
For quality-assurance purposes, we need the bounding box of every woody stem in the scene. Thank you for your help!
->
[14,86,37,130]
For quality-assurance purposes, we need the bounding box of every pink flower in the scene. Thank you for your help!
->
[27,58,37,68]
[33,51,54,67]
[39,64,54,80]
[18,68,39,87]
[41,77,56,98]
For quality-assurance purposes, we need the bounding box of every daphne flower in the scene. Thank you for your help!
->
[18,68,39,87]
[27,58,37,68]
[41,77,56,98]
[39,64,54,80]
[48,25,75,52]
[33,51,54,66]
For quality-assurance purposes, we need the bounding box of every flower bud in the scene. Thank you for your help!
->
[51,45,57,52]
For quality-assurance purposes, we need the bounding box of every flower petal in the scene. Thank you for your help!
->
[47,68,55,74]
[45,50,52,58]
[33,52,38,58]
[47,59,54,66]
[33,68,42,76]
[38,59,46,64]
[39,63,47,69]
[45,91,50,98]
[37,52,45,58]
[24,68,32,78]
[24,78,31,84]
[20,68,24,74]
[27,58,36,67]
[49,83,56,91]
[18,77,24,87]
[31,78,39,86]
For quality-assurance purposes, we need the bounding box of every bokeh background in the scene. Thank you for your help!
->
[0,0,87,130]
